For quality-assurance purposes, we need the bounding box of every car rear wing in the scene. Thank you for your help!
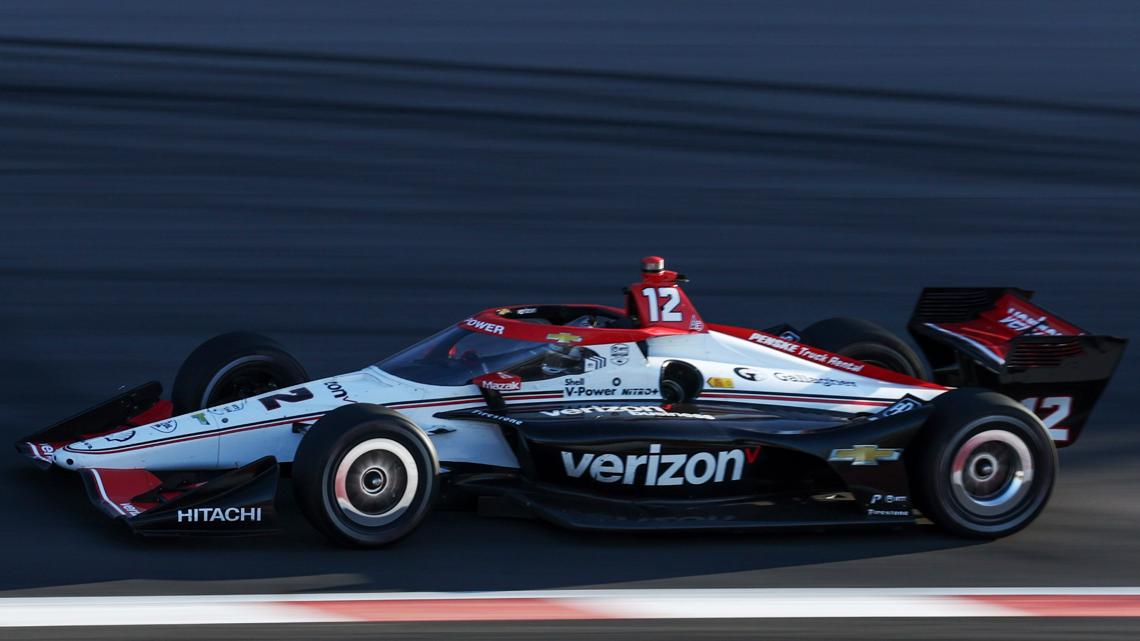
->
[908,288,1126,447]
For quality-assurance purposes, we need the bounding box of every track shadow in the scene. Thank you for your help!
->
[0,460,978,595]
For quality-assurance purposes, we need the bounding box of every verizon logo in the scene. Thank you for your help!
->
[561,443,760,486]
[541,405,715,420]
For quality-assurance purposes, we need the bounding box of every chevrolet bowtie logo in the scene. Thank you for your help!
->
[828,444,901,466]
[546,332,583,344]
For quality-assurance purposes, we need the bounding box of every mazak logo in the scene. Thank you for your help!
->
[177,507,263,523]
[464,318,505,335]
[475,372,522,391]
[561,443,761,486]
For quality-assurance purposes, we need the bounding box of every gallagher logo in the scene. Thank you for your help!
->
[561,443,761,486]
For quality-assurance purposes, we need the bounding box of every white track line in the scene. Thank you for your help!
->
[3,588,1140,627]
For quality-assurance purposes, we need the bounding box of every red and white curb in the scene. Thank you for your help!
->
[3,588,1140,627]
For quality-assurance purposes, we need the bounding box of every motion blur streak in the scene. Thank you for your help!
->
[6,588,1140,627]
[0,1,1138,640]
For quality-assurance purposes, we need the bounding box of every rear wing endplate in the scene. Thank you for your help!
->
[908,288,1126,446]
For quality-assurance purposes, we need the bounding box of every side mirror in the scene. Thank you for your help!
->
[660,360,702,404]
[471,372,522,410]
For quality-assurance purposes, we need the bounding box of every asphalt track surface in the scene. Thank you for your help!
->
[1,1,1139,638]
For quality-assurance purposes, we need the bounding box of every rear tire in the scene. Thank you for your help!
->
[293,404,438,547]
[910,389,1057,538]
[799,317,930,379]
[172,332,308,414]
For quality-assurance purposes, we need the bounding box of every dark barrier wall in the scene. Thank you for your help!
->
[0,0,1137,596]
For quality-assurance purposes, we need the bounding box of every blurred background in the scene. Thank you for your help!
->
[0,1,1138,638]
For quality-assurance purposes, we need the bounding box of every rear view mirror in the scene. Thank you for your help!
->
[471,372,522,409]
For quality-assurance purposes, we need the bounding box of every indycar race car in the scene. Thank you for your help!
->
[16,257,1126,546]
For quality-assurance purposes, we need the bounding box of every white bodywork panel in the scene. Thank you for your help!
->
[53,331,946,472]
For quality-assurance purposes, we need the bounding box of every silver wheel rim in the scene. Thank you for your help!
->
[333,438,419,527]
[950,425,1034,517]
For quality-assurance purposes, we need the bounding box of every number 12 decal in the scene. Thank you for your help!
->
[641,287,683,322]
[1022,396,1072,442]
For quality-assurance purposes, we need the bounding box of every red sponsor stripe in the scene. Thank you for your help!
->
[465,306,688,346]
[389,397,483,409]
[289,598,609,622]
[69,392,557,456]
[70,413,327,455]
[389,392,561,410]
[709,324,946,390]
[963,595,1140,617]
[700,392,893,407]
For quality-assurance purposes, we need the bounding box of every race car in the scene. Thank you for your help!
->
[16,257,1126,546]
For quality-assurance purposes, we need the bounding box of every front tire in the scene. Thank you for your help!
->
[172,332,308,414]
[293,404,438,547]
[910,389,1057,538]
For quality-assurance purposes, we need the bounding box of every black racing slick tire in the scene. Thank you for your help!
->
[798,317,930,379]
[293,404,438,548]
[172,332,309,414]
[909,389,1057,539]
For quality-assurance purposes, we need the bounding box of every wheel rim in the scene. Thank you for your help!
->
[332,438,419,528]
[950,427,1035,518]
[203,356,291,407]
